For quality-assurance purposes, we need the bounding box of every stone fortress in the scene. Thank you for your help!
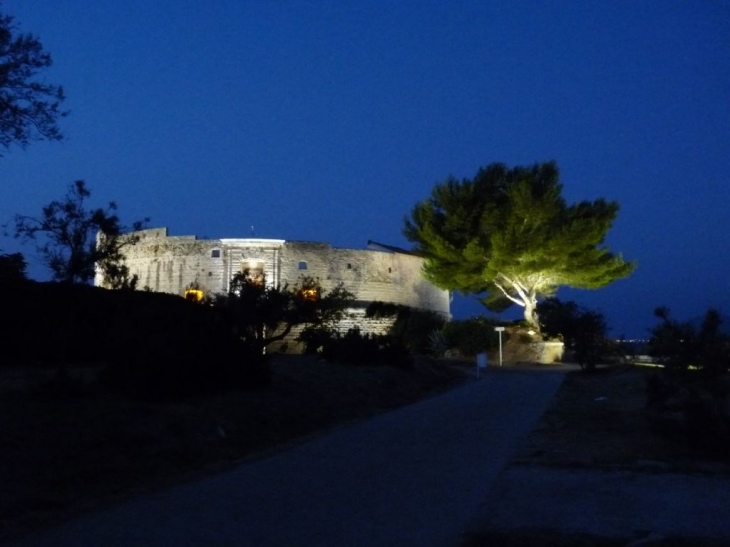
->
[96,228,451,341]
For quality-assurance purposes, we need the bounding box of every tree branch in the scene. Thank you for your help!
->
[493,278,525,307]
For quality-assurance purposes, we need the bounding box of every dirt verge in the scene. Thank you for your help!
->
[514,365,730,472]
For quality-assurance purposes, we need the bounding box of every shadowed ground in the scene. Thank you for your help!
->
[8,369,565,547]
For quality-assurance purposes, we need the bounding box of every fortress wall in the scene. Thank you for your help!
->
[278,242,450,317]
[100,229,450,346]
[116,231,227,295]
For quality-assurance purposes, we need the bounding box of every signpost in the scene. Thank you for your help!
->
[494,326,505,367]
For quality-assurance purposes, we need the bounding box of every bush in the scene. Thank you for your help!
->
[442,317,501,357]
[427,330,448,358]
[538,298,608,371]
[366,302,446,355]
[649,307,730,374]
[645,307,730,457]
[300,327,411,366]
[298,326,338,355]
[390,309,446,354]
[3,281,271,399]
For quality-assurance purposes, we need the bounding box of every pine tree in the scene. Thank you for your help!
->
[404,162,635,329]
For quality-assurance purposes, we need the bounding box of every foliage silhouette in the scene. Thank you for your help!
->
[0,251,27,282]
[215,272,354,356]
[0,10,66,153]
[11,180,148,285]
[538,297,609,370]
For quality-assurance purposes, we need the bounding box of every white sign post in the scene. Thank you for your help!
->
[495,327,505,367]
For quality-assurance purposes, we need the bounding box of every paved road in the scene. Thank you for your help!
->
[10,369,566,547]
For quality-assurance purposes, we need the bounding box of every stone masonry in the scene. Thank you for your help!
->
[96,228,451,345]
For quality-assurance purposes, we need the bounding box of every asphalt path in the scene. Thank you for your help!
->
[11,368,566,547]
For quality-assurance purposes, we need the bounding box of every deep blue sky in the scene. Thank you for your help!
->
[2,1,729,338]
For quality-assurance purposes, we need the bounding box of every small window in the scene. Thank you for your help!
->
[298,261,307,270]
[347,263,352,270]
[388,267,392,273]
[211,249,221,258]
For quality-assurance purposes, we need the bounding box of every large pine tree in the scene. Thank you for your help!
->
[404,162,635,329]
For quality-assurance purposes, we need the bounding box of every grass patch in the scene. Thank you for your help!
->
[514,365,730,471]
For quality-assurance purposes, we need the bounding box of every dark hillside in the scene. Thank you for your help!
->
[3,281,265,397]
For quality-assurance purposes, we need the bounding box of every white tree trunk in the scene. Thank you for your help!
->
[495,275,540,330]
[523,297,539,330]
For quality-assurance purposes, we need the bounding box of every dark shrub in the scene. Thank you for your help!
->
[3,281,271,399]
[365,302,446,355]
[648,307,730,374]
[306,327,411,367]
[646,307,730,457]
[538,298,609,371]
[0,252,27,282]
[390,309,446,355]
[442,317,501,357]
[298,326,338,355]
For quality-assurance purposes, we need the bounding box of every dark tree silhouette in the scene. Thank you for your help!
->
[12,180,148,285]
[213,272,354,356]
[0,10,66,153]
[0,251,27,282]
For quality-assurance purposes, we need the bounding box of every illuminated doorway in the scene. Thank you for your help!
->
[241,260,265,287]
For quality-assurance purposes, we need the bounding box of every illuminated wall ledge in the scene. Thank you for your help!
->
[219,239,286,246]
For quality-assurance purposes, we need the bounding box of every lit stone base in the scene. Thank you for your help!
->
[531,341,565,364]
[499,332,565,365]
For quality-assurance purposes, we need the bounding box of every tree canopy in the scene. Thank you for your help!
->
[213,272,354,355]
[0,251,27,282]
[403,161,635,329]
[0,10,66,153]
[12,180,148,285]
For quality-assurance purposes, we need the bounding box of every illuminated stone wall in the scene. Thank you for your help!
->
[277,241,449,313]
[96,228,450,341]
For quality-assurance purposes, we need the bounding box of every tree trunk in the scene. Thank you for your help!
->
[523,298,539,330]
[494,275,540,331]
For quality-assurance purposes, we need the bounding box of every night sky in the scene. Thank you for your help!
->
[2,1,729,338]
